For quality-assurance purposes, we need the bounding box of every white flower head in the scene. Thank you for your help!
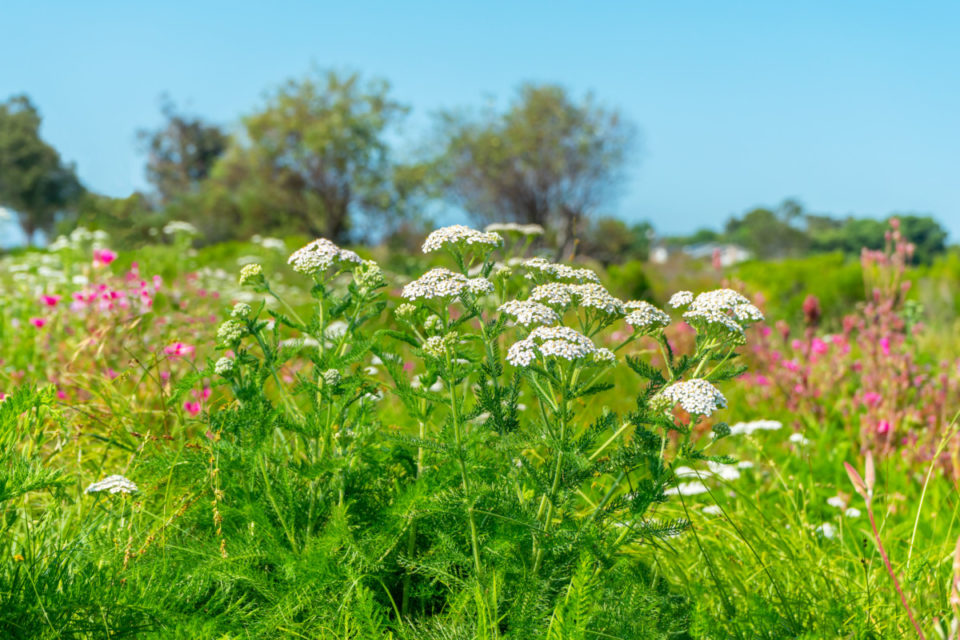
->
[485,222,544,236]
[530,283,574,308]
[214,357,235,377]
[827,495,846,509]
[238,263,264,286]
[845,507,862,518]
[789,432,810,446]
[523,257,600,283]
[665,482,709,496]
[163,220,199,236]
[217,319,246,345]
[401,268,493,302]
[506,326,602,367]
[85,475,138,495]
[681,289,765,341]
[422,225,502,254]
[816,522,837,539]
[624,300,671,332]
[498,300,560,328]
[729,419,782,436]
[668,291,694,308]
[660,379,727,417]
[288,238,362,276]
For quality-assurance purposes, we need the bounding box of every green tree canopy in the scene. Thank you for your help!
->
[436,84,636,256]
[198,70,412,242]
[0,95,83,243]
[138,98,228,204]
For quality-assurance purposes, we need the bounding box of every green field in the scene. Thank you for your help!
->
[1,222,958,639]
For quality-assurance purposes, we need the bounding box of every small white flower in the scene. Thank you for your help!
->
[85,475,138,495]
[736,460,754,470]
[402,268,493,301]
[163,220,199,236]
[498,300,559,327]
[729,419,782,436]
[217,320,246,345]
[708,460,741,481]
[523,257,600,283]
[624,301,670,331]
[659,379,727,417]
[845,507,862,518]
[668,291,694,308]
[238,263,263,286]
[789,433,810,446]
[827,496,846,509]
[422,225,502,254]
[231,303,252,319]
[484,222,544,236]
[214,357,235,376]
[701,505,723,516]
[506,326,602,367]
[665,482,709,496]
[816,522,836,539]
[288,238,362,276]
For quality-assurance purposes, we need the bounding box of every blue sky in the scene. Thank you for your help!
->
[1,0,958,246]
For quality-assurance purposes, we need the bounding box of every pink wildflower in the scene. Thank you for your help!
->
[29,317,47,328]
[880,337,891,356]
[811,338,829,356]
[862,391,883,407]
[183,401,202,416]
[93,248,118,266]
[40,294,62,307]
[877,420,892,434]
[163,343,195,359]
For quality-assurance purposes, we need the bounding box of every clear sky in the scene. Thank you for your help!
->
[1,0,958,246]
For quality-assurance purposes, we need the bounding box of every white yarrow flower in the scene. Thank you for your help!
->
[85,475,138,495]
[506,326,603,367]
[498,300,560,327]
[288,238,362,276]
[659,379,727,417]
[422,225,502,254]
[668,291,694,308]
[624,301,671,331]
[402,268,493,301]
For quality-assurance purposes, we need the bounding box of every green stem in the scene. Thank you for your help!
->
[446,355,483,578]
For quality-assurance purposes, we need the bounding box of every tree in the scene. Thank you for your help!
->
[0,95,83,243]
[202,70,411,242]
[579,216,652,265]
[437,84,636,257]
[138,98,228,204]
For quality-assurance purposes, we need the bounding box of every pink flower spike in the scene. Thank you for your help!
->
[877,420,892,434]
[29,317,47,328]
[40,294,62,307]
[880,337,891,356]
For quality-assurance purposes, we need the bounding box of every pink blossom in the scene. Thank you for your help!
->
[29,317,47,328]
[862,391,883,407]
[880,337,891,356]
[810,338,829,356]
[790,339,803,351]
[183,401,202,416]
[56,389,68,400]
[753,374,770,387]
[40,294,62,307]
[163,342,195,359]
[877,420,892,434]
[783,359,801,372]
[105,368,118,379]
[93,248,118,266]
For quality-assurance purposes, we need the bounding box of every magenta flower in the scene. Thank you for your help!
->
[183,401,202,416]
[163,343,195,359]
[862,391,883,407]
[811,338,829,356]
[40,294,62,307]
[879,337,891,357]
[93,248,118,266]
[877,420,892,434]
[29,317,47,328]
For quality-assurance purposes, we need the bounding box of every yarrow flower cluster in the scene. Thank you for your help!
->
[163,220,199,236]
[288,238,362,276]
[401,268,493,301]
[498,300,560,327]
[231,302,252,319]
[671,288,764,339]
[530,282,624,316]
[484,222,545,236]
[506,326,608,367]
[659,379,728,417]
[624,300,671,332]
[238,263,264,286]
[85,475,138,495]
[523,258,600,283]
[217,320,246,346]
[728,419,782,436]
[421,225,502,254]
[214,357,235,377]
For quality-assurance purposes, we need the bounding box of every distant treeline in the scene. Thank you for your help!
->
[0,68,950,263]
